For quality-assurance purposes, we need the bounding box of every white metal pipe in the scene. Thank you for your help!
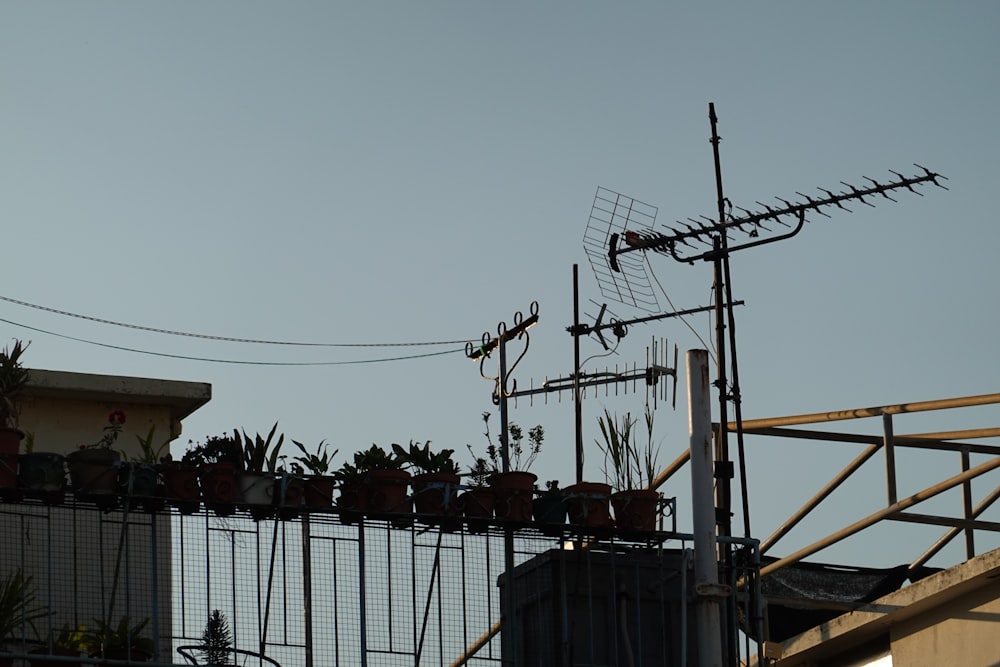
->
[688,349,723,667]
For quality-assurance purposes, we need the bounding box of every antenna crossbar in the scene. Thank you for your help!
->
[609,166,947,270]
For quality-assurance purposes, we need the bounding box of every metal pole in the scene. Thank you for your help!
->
[960,447,975,559]
[688,349,724,667]
[883,414,898,505]
[302,515,313,667]
[573,264,584,484]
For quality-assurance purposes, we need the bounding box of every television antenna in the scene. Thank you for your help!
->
[586,103,946,665]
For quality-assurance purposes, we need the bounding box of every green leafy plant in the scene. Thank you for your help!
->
[44,623,87,653]
[199,609,232,665]
[393,440,460,475]
[473,412,544,473]
[292,439,339,475]
[124,425,171,464]
[182,434,242,467]
[0,339,30,430]
[353,444,404,471]
[0,569,49,646]
[465,456,492,487]
[596,405,659,491]
[83,615,154,656]
[239,423,284,473]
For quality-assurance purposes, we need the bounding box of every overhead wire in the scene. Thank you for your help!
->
[0,317,464,366]
[644,255,718,365]
[0,294,473,347]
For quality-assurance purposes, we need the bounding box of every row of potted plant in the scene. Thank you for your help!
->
[0,339,665,530]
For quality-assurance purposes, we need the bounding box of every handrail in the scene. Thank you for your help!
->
[175,645,282,666]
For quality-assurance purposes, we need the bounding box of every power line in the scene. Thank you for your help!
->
[0,317,464,366]
[0,294,474,347]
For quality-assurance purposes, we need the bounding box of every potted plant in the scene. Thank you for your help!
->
[477,413,542,522]
[356,444,410,514]
[237,423,284,519]
[596,406,661,532]
[16,432,66,505]
[184,433,242,516]
[0,569,49,666]
[198,609,232,665]
[83,615,154,663]
[395,440,461,525]
[0,340,30,498]
[292,439,339,510]
[119,424,170,512]
[532,479,568,530]
[457,455,495,533]
[158,436,200,515]
[27,623,86,667]
[66,409,126,507]
[333,458,368,524]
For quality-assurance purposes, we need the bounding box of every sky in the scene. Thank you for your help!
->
[2,2,999,571]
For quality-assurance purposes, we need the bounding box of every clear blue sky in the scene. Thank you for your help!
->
[3,2,998,569]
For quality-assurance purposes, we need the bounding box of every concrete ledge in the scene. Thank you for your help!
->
[26,368,211,423]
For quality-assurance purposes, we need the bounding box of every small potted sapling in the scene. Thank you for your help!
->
[119,424,171,512]
[237,423,284,520]
[532,479,568,530]
[183,433,242,516]
[457,454,495,533]
[597,406,661,532]
[292,439,339,510]
[355,444,410,514]
[66,409,126,507]
[394,440,461,524]
[476,412,543,522]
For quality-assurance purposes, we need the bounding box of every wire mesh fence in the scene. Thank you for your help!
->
[0,498,751,666]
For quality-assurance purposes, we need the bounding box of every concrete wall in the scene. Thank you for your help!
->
[1,368,210,662]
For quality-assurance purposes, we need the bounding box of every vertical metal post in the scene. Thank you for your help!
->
[359,522,368,667]
[960,447,975,558]
[883,413,898,505]
[689,349,724,667]
[498,336,517,666]
[573,264,584,484]
[302,515,314,667]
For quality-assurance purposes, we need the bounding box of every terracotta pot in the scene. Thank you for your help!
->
[199,461,239,516]
[564,482,612,528]
[17,452,66,504]
[611,489,660,531]
[411,472,461,516]
[366,469,411,513]
[489,471,537,522]
[459,487,495,533]
[160,463,201,514]
[302,475,336,509]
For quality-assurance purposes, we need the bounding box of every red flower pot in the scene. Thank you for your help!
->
[411,472,461,516]
[564,482,612,528]
[302,475,336,509]
[199,461,238,516]
[459,487,495,533]
[611,489,660,531]
[366,469,411,513]
[337,481,370,524]
[160,463,201,514]
[489,471,537,522]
